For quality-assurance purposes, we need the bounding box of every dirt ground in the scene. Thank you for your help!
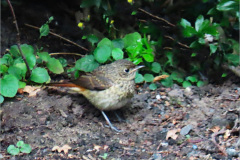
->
[0,77,239,159]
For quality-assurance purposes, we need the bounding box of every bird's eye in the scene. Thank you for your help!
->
[124,68,129,73]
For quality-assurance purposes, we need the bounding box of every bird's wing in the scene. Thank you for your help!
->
[71,72,114,90]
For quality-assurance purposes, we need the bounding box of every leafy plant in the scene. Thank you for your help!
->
[39,16,54,38]
[7,141,32,156]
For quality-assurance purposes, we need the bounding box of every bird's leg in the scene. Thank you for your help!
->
[101,111,121,132]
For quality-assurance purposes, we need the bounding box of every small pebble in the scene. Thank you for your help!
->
[180,124,193,136]
[156,95,161,100]
[226,148,238,157]
[192,144,197,150]
[161,142,168,147]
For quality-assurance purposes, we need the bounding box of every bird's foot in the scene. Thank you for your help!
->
[101,111,122,132]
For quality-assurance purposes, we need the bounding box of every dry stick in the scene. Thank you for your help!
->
[7,0,31,77]
[24,23,89,52]
[164,35,190,49]
[138,8,175,27]
[211,128,227,156]
[49,52,83,57]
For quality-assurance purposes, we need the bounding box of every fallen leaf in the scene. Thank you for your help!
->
[52,145,71,154]
[153,75,169,82]
[209,126,220,133]
[224,129,230,140]
[23,86,41,97]
[166,128,181,140]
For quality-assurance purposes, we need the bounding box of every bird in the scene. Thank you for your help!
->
[47,59,144,132]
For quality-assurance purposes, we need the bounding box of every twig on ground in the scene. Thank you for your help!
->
[24,23,89,52]
[211,128,227,156]
[49,52,83,57]
[7,0,31,77]
[138,8,175,27]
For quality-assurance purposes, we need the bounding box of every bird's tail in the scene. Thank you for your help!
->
[47,82,86,92]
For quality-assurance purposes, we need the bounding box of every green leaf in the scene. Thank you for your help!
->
[166,52,174,66]
[217,1,237,11]
[190,41,201,49]
[94,45,111,63]
[131,11,137,15]
[18,81,26,89]
[48,16,54,23]
[144,74,154,82]
[180,18,191,28]
[16,141,24,147]
[197,80,205,87]
[99,153,108,160]
[0,54,13,65]
[40,24,50,38]
[186,75,198,83]
[135,73,144,83]
[80,0,101,8]
[123,32,142,48]
[171,72,184,83]
[191,53,197,57]
[225,54,240,66]
[182,81,192,88]
[195,15,204,32]
[112,48,124,60]
[46,58,64,74]
[0,95,4,103]
[151,62,161,73]
[86,34,99,45]
[0,74,19,97]
[16,63,27,79]
[198,38,206,44]
[58,57,68,67]
[37,52,50,62]
[75,55,99,72]
[149,83,157,90]
[222,73,227,77]
[161,76,173,87]
[8,66,22,79]
[209,44,218,54]
[20,144,32,154]
[30,67,50,83]
[11,44,36,69]
[132,58,143,65]
[0,65,8,74]
[112,39,124,49]
[126,45,142,58]
[98,38,112,48]
[182,26,197,37]
[7,145,20,156]
[142,54,154,62]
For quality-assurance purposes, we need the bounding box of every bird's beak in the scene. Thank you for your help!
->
[130,65,145,73]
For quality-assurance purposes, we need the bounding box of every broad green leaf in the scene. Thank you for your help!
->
[171,72,184,83]
[112,48,124,60]
[123,32,142,48]
[8,66,22,79]
[166,52,173,66]
[75,55,99,72]
[0,95,4,103]
[0,74,19,97]
[40,24,50,38]
[15,63,27,79]
[222,73,227,77]
[161,76,173,87]
[225,54,240,66]
[18,81,26,89]
[198,38,206,44]
[58,57,68,67]
[195,15,204,32]
[142,54,154,62]
[209,44,218,54]
[10,44,36,69]
[131,11,137,15]
[180,18,191,28]
[80,0,101,8]
[186,75,198,83]
[17,141,24,147]
[94,45,111,63]
[0,65,8,74]
[144,74,154,82]
[112,39,124,49]
[182,26,197,37]
[86,34,99,45]
[20,144,32,154]
[30,67,50,83]
[135,73,144,83]
[132,58,143,65]
[182,81,192,88]
[126,45,142,58]
[149,83,157,90]
[46,58,64,74]
[7,145,20,156]
[37,52,50,62]
[197,80,205,87]
[0,54,13,65]
[191,53,197,57]
[217,1,237,11]
[98,38,112,48]
[190,41,201,49]
[151,62,161,73]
